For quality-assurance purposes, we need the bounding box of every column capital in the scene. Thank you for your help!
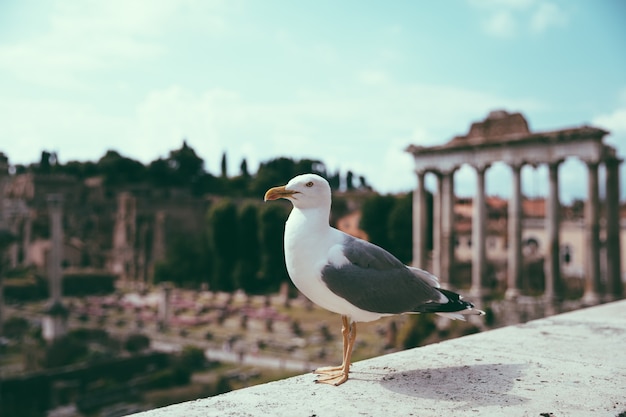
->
[547,159,565,169]
[508,161,524,171]
[472,163,491,174]
[582,158,601,168]
[603,155,624,167]
[439,167,458,177]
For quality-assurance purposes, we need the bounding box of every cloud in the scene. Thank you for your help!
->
[64,79,544,191]
[592,88,626,155]
[483,10,518,38]
[593,108,626,135]
[408,128,440,147]
[0,0,229,90]
[468,0,535,9]
[592,102,626,200]
[0,96,128,164]
[0,59,544,194]
[378,138,416,194]
[358,70,390,86]
[129,86,226,160]
[469,0,568,38]
[530,3,568,34]
[592,103,626,174]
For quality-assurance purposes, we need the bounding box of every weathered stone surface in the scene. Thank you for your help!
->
[458,110,530,143]
[132,300,626,417]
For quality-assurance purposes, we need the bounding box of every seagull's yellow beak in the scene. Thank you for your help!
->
[264,185,298,201]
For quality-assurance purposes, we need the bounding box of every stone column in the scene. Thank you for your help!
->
[0,266,3,339]
[48,195,63,304]
[440,169,456,286]
[0,230,17,339]
[544,161,562,303]
[471,164,489,298]
[43,194,68,343]
[604,157,622,301]
[158,283,173,331]
[22,212,33,265]
[149,211,166,286]
[432,173,443,279]
[583,161,601,304]
[412,170,428,270]
[506,163,523,299]
[8,221,19,268]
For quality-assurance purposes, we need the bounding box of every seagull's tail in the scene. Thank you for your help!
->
[419,289,485,321]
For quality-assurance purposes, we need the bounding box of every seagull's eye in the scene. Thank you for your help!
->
[305,181,314,188]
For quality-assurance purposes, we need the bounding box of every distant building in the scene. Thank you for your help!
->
[454,196,626,282]
[1,167,210,289]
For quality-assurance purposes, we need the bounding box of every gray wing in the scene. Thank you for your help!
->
[321,236,443,314]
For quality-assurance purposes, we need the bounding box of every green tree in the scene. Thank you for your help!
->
[147,158,175,187]
[98,150,146,185]
[249,157,297,196]
[346,171,355,190]
[147,142,210,193]
[2,316,29,340]
[214,376,233,396]
[45,334,89,367]
[235,203,261,293]
[125,333,151,353]
[249,157,327,196]
[359,175,371,190]
[37,150,52,173]
[176,345,206,372]
[154,233,210,287]
[258,203,289,292]
[193,172,221,196]
[222,158,252,197]
[168,141,205,185]
[221,152,228,178]
[62,160,99,179]
[360,193,396,251]
[388,192,413,263]
[240,158,250,178]
[327,170,340,190]
[208,199,239,291]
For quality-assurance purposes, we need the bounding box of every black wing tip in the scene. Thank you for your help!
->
[417,288,479,314]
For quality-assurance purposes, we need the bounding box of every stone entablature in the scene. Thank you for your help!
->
[406,111,612,173]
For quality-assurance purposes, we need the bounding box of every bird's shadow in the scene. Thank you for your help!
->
[359,362,529,408]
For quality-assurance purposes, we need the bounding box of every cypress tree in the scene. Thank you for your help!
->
[388,192,413,263]
[221,152,228,178]
[359,193,396,250]
[207,199,239,291]
[235,203,261,293]
[258,203,289,292]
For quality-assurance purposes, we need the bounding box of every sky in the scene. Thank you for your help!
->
[1,0,625,202]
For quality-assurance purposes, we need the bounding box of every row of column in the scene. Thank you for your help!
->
[412,157,623,302]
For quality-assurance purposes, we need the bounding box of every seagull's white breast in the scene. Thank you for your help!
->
[284,207,383,322]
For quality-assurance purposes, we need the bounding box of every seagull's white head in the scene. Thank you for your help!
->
[264,173,331,210]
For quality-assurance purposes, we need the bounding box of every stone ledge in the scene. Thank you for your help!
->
[132,300,626,417]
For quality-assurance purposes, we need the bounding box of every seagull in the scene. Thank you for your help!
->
[264,173,484,386]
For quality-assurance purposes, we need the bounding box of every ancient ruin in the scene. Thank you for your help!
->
[406,110,623,303]
[41,194,68,342]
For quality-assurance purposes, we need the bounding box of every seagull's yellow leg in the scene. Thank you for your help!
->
[314,315,350,375]
[316,320,357,386]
